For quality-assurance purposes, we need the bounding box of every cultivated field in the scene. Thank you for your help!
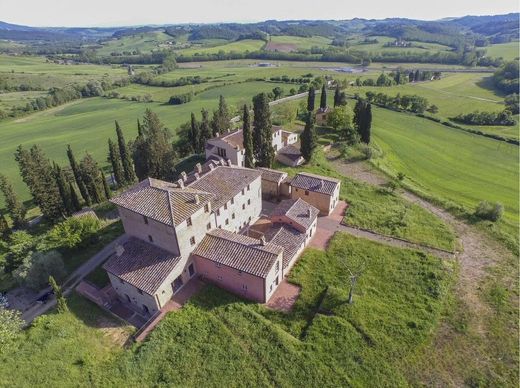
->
[94,31,175,56]
[176,39,266,55]
[352,35,452,54]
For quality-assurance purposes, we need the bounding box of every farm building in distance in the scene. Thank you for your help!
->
[104,161,336,316]
[205,125,300,167]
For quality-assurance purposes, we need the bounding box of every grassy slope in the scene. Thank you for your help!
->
[486,41,520,61]
[353,36,452,54]
[176,39,265,56]
[370,107,519,226]
[269,35,332,50]
[0,233,454,387]
[277,152,456,251]
[95,31,174,56]
[349,72,518,140]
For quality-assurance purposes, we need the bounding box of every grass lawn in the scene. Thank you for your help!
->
[268,35,332,50]
[2,232,452,386]
[369,107,519,232]
[277,152,456,251]
[0,293,133,387]
[486,41,520,61]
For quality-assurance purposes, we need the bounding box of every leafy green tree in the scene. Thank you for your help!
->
[107,138,125,188]
[252,93,275,168]
[15,145,65,222]
[199,109,212,149]
[69,183,81,212]
[300,112,317,162]
[0,174,26,228]
[504,93,519,114]
[101,170,111,200]
[427,105,439,114]
[354,99,372,144]
[46,216,102,250]
[272,86,284,100]
[13,250,66,291]
[1,230,35,273]
[137,118,143,136]
[242,104,254,168]
[49,275,68,313]
[79,154,104,204]
[66,145,91,206]
[132,109,177,181]
[0,306,23,352]
[307,86,316,112]
[115,121,136,184]
[320,84,327,109]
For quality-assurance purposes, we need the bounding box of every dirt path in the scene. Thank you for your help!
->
[328,157,507,335]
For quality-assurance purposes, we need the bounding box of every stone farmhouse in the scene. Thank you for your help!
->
[103,161,338,316]
[205,125,300,167]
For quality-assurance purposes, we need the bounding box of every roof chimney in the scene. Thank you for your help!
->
[177,179,184,189]
[115,244,125,257]
[195,163,202,174]
[216,132,220,137]
[194,194,200,204]
[307,208,311,218]
[320,179,324,188]
[194,172,200,180]
[259,236,266,246]
[208,162,215,171]
[180,171,187,181]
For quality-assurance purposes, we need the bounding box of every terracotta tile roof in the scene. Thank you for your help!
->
[103,237,182,295]
[278,145,303,162]
[264,224,306,268]
[110,178,213,226]
[208,126,283,150]
[188,166,261,210]
[193,229,282,278]
[271,198,319,230]
[290,172,340,196]
[256,167,288,183]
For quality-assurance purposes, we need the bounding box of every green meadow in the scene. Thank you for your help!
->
[268,35,332,50]
[94,31,175,56]
[176,39,266,55]
[352,35,452,54]
[370,107,519,226]
[486,41,520,61]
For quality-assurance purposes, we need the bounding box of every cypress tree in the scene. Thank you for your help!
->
[0,212,10,238]
[252,93,274,168]
[15,145,65,222]
[107,138,125,188]
[53,163,73,216]
[101,170,111,200]
[242,104,254,168]
[132,109,177,181]
[320,84,327,110]
[199,108,212,151]
[354,99,372,144]
[49,275,68,313]
[334,85,340,107]
[189,112,200,152]
[211,95,231,135]
[115,121,136,184]
[0,174,26,228]
[67,145,91,205]
[307,86,316,112]
[79,153,103,204]
[69,182,81,212]
[300,112,317,162]
[137,118,143,136]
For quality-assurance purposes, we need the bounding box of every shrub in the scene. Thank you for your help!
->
[360,144,373,160]
[45,216,102,250]
[13,250,66,290]
[168,93,193,105]
[474,201,503,222]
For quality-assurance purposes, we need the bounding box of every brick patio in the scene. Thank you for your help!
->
[309,201,348,250]
[265,280,301,312]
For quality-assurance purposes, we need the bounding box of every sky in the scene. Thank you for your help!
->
[1,0,518,27]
